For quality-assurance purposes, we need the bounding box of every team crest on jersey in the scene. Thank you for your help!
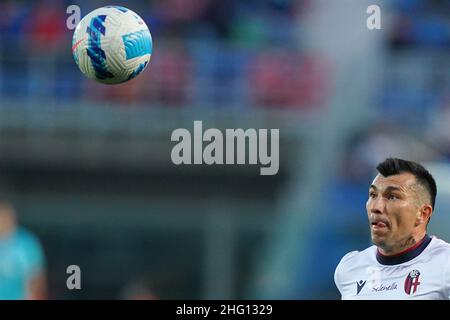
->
[404,270,421,295]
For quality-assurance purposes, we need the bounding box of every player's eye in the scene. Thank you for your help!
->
[369,192,376,198]
[388,194,398,200]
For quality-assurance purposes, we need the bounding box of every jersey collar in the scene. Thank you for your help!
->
[376,234,432,265]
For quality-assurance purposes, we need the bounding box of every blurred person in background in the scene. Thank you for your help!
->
[119,276,159,300]
[0,200,47,300]
[335,158,450,299]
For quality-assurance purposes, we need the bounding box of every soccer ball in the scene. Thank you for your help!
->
[72,6,152,84]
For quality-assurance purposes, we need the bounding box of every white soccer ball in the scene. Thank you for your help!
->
[72,6,152,84]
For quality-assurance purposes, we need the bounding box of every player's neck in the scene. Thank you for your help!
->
[379,231,427,256]
[376,234,431,265]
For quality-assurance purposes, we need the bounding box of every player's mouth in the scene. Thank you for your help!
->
[370,216,390,232]
[371,221,387,229]
[370,219,390,233]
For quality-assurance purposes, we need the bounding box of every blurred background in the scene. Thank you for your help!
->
[1,0,450,299]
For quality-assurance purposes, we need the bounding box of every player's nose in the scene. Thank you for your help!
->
[368,197,385,214]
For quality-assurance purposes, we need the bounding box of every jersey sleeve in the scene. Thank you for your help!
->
[334,251,358,299]
[19,229,46,280]
[334,259,343,297]
[445,254,450,300]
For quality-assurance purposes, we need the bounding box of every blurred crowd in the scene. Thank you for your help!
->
[0,0,332,110]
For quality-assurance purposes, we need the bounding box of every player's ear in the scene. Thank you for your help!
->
[417,204,432,226]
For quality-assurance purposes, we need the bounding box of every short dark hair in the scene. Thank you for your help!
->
[376,158,437,208]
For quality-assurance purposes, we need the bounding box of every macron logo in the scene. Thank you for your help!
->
[356,280,366,295]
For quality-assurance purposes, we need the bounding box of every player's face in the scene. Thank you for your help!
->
[366,172,424,255]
